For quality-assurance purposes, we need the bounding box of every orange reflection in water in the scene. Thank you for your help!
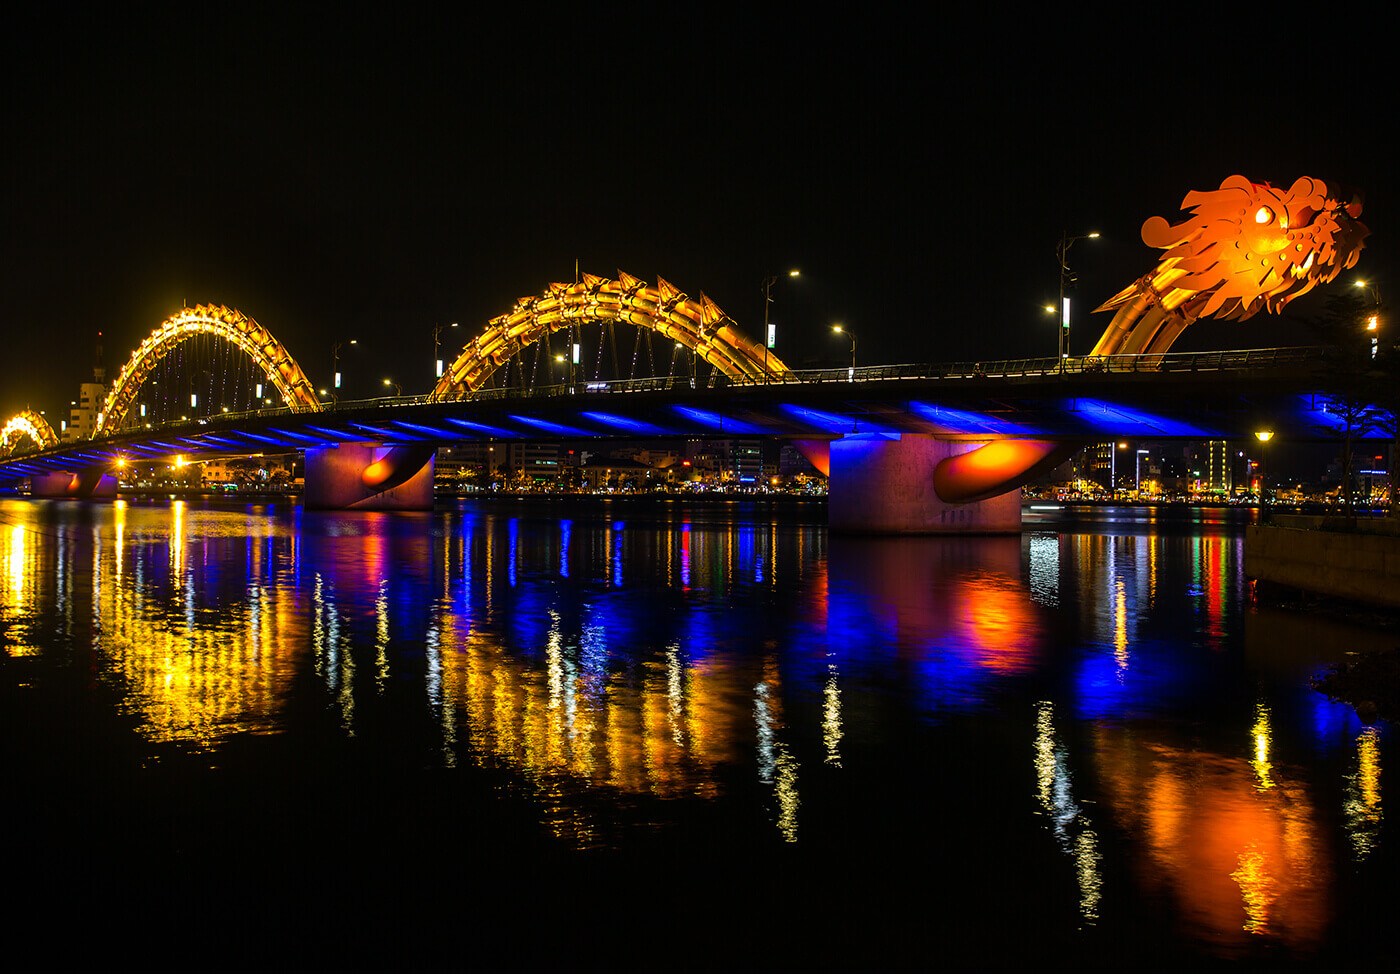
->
[953,571,1040,673]
[829,536,1043,673]
[1093,724,1330,952]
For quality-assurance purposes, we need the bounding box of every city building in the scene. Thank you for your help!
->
[64,334,106,443]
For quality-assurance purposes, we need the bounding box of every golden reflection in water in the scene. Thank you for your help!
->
[1230,845,1277,935]
[375,579,389,692]
[105,598,302,750]
[1092,724,1330,950]
[1114,578,1129,674]
[823,662,843,767]
[2,519,45,656]
[1033,701,1101,922]
[170,499,185,581]
[4,523,25,614]
[113,499,125,586]
[1251,701,1275,791]
[774,744,799,842]
[1345,726,1383,860]
[439,622,767,830]
[91,506,306,750]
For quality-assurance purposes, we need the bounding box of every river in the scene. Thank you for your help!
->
[0,496,1394,966]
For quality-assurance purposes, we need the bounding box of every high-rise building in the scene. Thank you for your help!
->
[1204,440,1230,494]
[64,333,106,442]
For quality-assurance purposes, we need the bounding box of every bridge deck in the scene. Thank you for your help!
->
[0,349,1381,479]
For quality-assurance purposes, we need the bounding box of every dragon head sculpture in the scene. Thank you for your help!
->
[1090,176,1369,355]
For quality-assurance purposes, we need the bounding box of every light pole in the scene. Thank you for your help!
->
[832,324,856,380]
[383,378,401,397]
[1057,231,1100,360]
[1355,281,1382,358]
[332,339,357,402]
[1255,431,1273,522]
[433,322,458,380]
[762,270,799,381]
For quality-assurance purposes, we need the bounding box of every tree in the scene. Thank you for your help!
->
[1309,292,1392,522]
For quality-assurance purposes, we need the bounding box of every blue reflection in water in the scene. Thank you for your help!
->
[3,496,1397,962]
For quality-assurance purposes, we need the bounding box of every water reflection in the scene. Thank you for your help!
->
[1034,700,1102,923]
[1,497,1394,958]
[1346,726,1383,860]
[1092,721,1331,951]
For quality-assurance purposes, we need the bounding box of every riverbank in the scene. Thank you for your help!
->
[1246,514,1400,609]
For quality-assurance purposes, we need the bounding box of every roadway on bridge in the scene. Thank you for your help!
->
[0,350,1365,481]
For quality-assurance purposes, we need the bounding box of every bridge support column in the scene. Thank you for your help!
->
[828,434,1022,535]
[28,471,118,498]
[304,442,436,511]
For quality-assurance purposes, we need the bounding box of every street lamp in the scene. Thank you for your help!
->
[333,339,357,402]
[1354,281,1382,359]
[762,269,800,382]
[1255,430,1273,521]
[383,378,401,397]
[1057,231,1100,360]
[433,322,458,379]
[832,324,856,380]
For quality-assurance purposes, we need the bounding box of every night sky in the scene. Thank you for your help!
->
[3,9,1394,421]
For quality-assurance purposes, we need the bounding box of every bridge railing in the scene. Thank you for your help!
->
[81,347,1323,442]
[731,346,1317,384]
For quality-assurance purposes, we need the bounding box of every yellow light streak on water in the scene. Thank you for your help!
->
[823,663,843,767]
[1251,701,1275,791]
[1345,725,1383,859]
[1231,845,1279,934]
[4,523,24,612]
[1114,578,1129,674]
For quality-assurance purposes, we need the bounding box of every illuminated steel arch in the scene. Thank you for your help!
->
[1,409,59,456]
[97,304,321,435]
[431,271,789,400]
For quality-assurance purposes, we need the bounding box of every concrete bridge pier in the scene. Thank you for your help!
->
[304,442,436,511]
[28,470,118,499]
[828,434,1023,535]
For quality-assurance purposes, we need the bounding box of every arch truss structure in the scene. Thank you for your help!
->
[431,271,790,401]
[97,304,321,435]
[1,409,59,457]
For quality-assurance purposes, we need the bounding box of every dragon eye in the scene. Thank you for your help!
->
[1255,206,1274,224]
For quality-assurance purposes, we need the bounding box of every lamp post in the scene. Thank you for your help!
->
[1354,281,1382,359]
[433,322,458,380]
[762,270,799,381]
[1255,430,1273,521]
[832,324,856,380]
[332,339,357,402]
[1057,231,1100,360]
[383,378,401,397]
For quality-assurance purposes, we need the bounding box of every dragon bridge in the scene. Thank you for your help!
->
[432,271,787,400]
[98,304,321,435]
[1090,175,1368,356]
[1,409,59,457]
[838,174,1372,531]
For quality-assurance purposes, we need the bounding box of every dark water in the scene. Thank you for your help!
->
[1,496,1395,966]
